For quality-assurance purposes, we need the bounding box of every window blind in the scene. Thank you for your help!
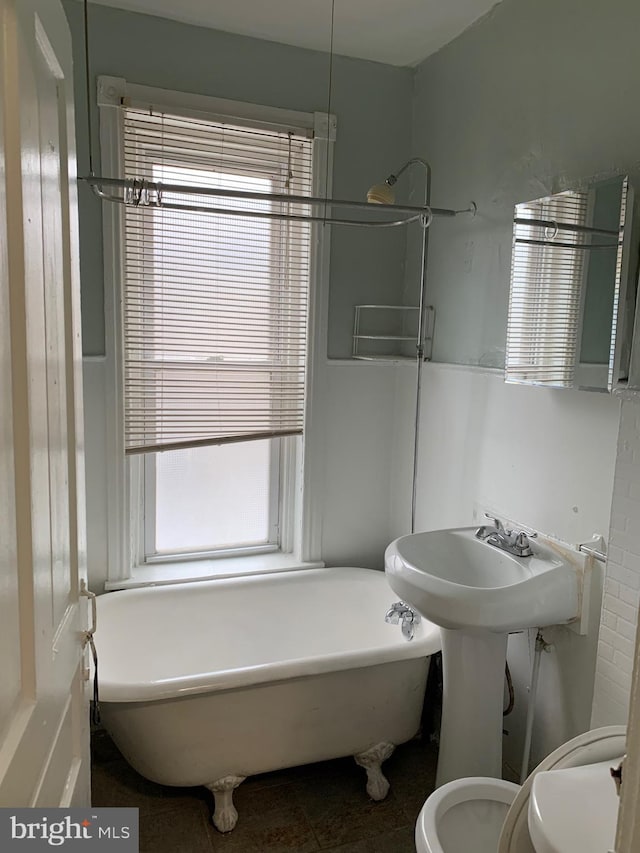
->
[506,190,589,387]
[121,106,314,454]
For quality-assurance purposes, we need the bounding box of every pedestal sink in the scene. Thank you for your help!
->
[385,527,579,786]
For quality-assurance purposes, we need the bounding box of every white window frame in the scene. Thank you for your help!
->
[99,77,334,588]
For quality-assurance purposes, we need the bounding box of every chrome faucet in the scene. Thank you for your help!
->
[475,514,535,558]
[385,601,421,641]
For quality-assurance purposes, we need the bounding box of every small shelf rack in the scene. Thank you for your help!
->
[352,304,434,361]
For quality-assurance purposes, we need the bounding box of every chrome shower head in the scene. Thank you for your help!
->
[366,173,398,205]
[367,159,433,206]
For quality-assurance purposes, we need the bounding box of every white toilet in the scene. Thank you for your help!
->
[415,725,626,853]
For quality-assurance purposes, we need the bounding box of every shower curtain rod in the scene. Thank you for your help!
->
[515,237,619,250]
[82,175,477,229]
[513,216,620,237]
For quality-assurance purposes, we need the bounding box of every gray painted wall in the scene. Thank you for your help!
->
[62,1,413,357]
[410,0,640,367]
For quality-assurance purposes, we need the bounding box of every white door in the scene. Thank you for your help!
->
[0,0,90,806]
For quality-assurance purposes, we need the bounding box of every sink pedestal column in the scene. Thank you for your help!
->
[436,628,508,787]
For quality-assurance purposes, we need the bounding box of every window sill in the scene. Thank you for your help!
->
[614,384,640,402]
[104,552,325,591]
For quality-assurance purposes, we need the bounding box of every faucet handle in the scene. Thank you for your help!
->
[484,513,504,531]
[513,524,537,539]
[513,531,534,556]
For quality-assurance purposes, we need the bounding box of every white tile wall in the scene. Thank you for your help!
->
[390,362,621,769]
[592,397,640,727]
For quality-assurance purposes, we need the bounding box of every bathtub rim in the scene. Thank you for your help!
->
[95,566,441,703]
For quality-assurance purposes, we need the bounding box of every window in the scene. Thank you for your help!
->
[98,79,333,582]
[147,441,277,557]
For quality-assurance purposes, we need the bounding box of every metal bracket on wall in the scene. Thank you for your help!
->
[423,305,435,361]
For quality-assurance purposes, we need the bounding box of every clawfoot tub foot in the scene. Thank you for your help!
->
[205,775,246,832]
[354,742,395,801]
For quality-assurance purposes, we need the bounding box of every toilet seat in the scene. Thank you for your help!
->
[416,777,520,853]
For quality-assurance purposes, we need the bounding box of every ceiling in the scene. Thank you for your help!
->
[86,0,501,67]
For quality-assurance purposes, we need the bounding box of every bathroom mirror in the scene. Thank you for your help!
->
[505,175,640,391]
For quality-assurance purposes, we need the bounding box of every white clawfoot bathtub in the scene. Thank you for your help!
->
[95,567,441,832]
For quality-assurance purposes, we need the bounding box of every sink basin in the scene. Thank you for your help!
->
[385,527,579,632]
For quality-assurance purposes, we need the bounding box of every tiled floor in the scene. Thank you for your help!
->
[91,729,438,852]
